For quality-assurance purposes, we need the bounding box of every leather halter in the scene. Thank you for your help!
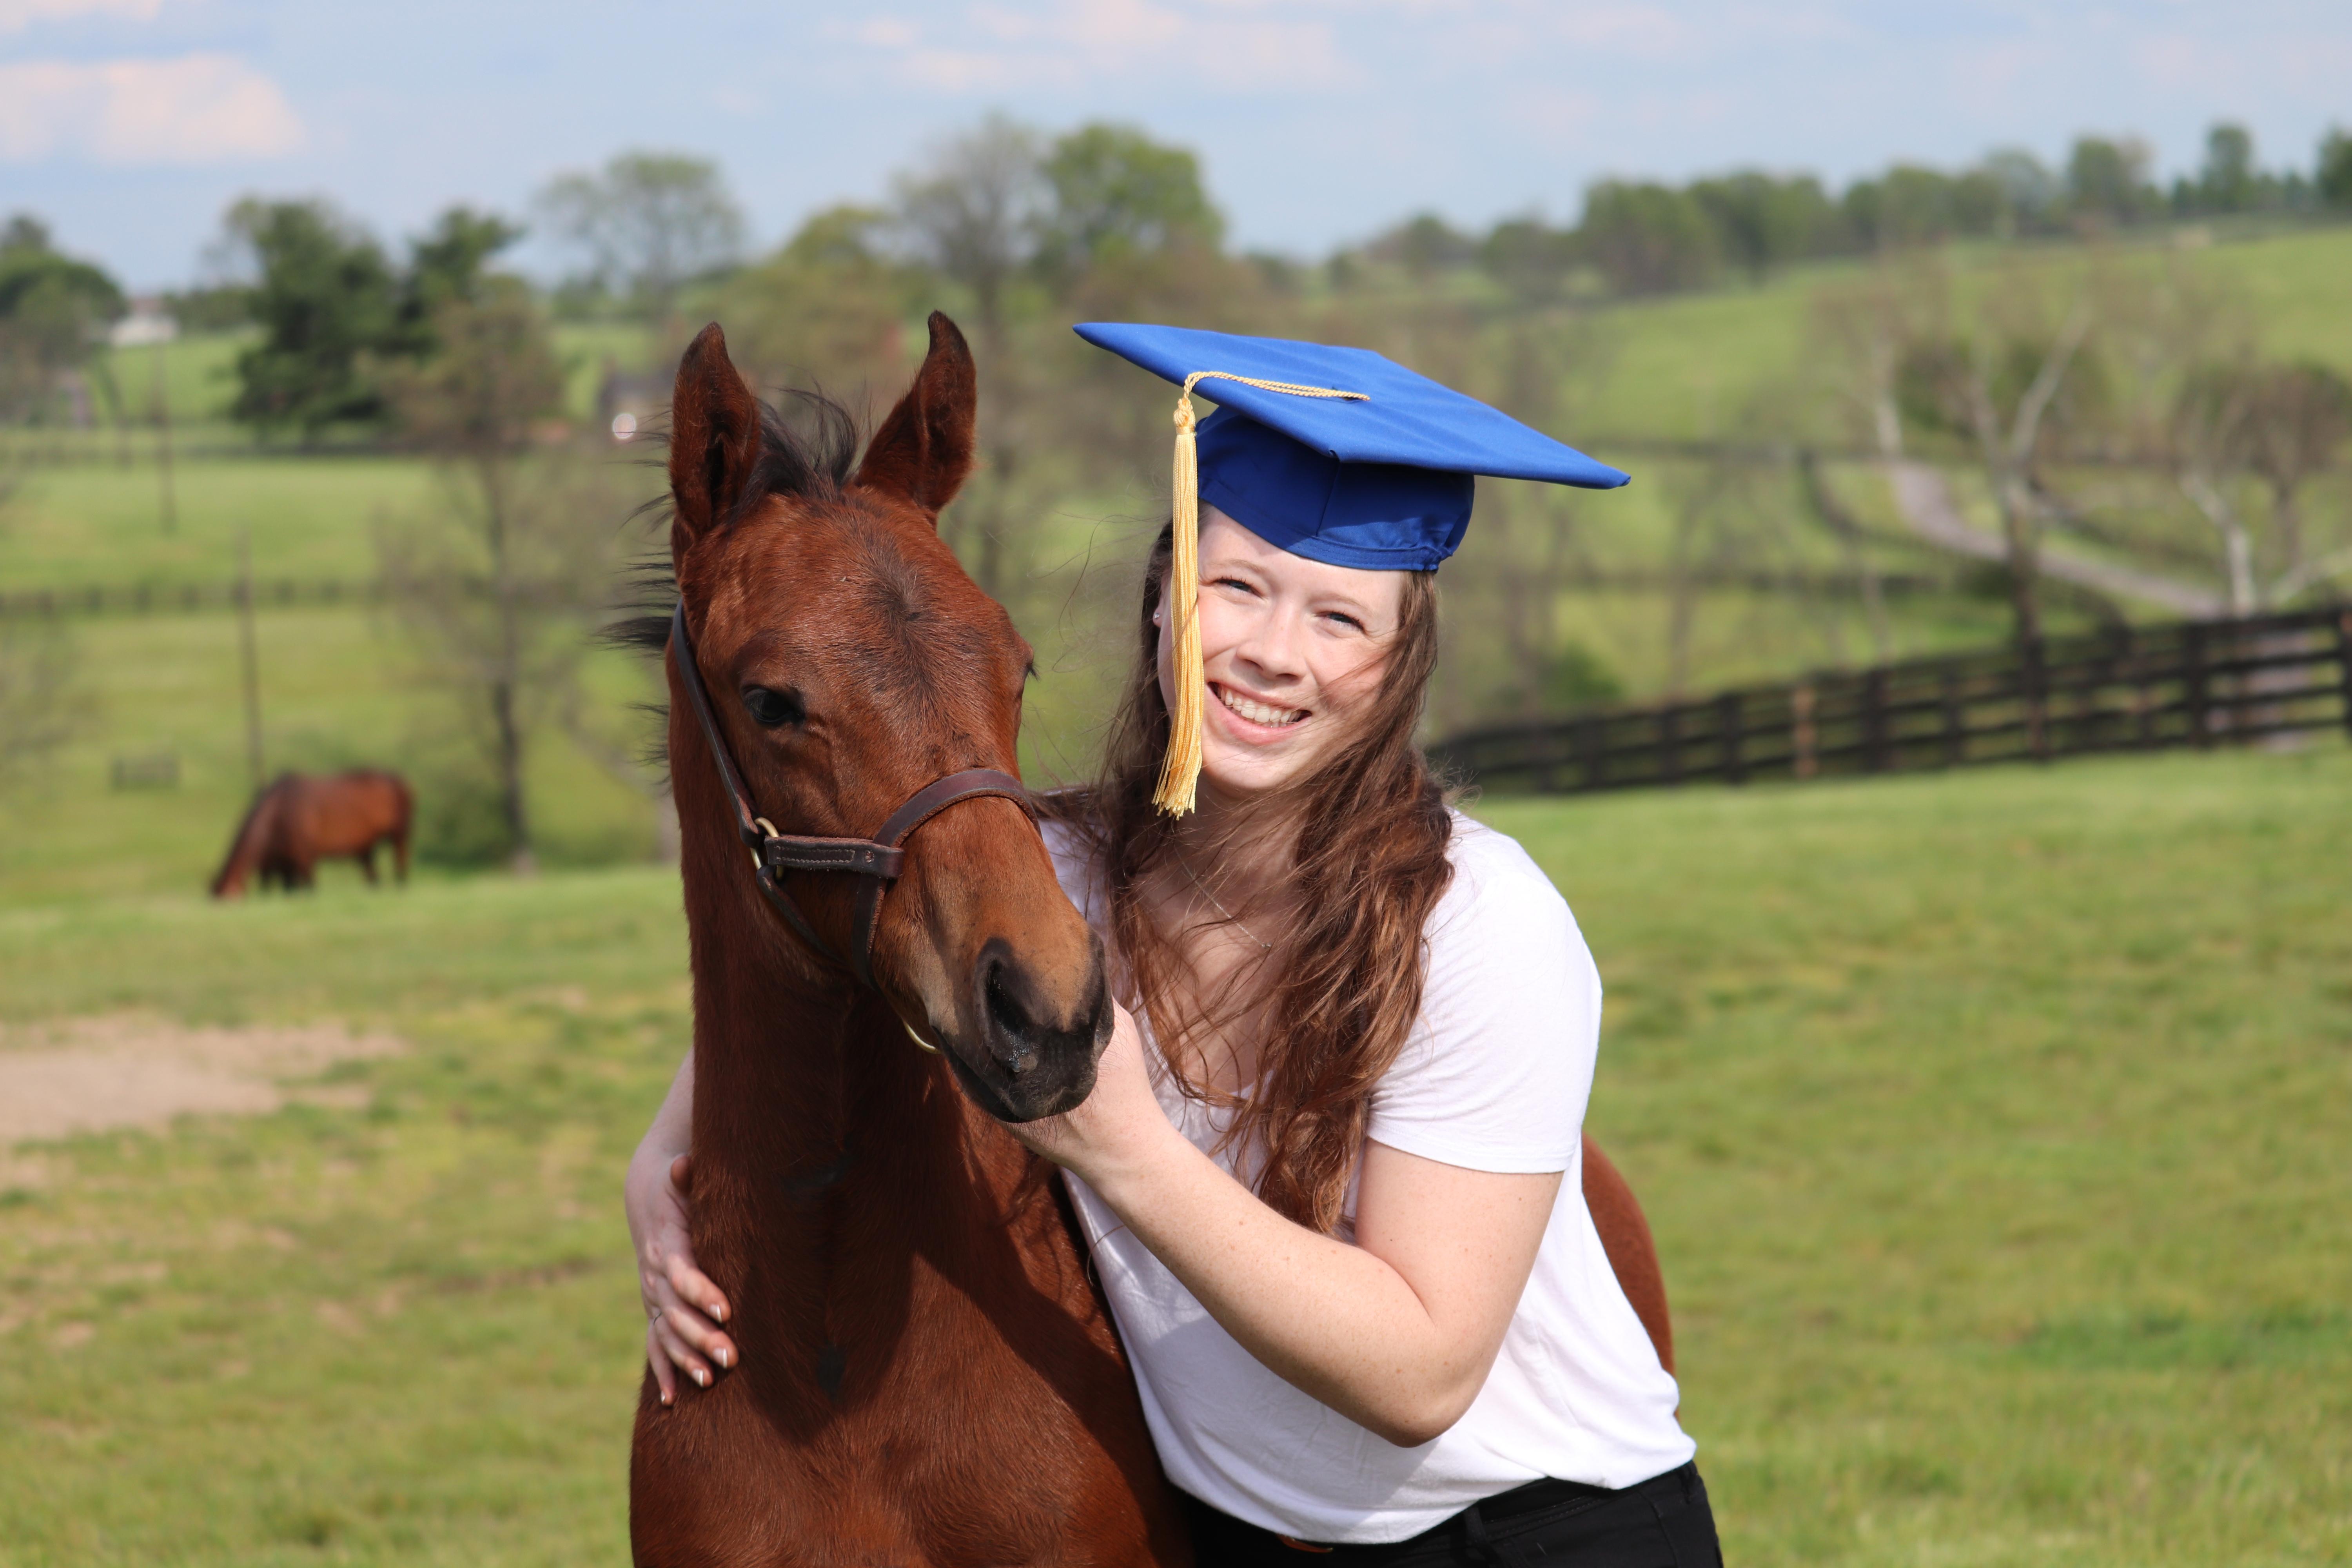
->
[668,600,1036,990]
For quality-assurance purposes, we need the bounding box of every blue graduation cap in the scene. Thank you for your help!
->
[1073,321,1630,813]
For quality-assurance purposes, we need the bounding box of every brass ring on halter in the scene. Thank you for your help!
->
[750,817,779,871]
[903,1019,942,1055]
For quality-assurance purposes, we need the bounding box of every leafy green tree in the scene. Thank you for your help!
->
[1579,181,1718,294]
[2198,123,2258,213]
[537,152,745,323]
[0,215,126,421]
[2065,136,2156,225]
[1478,218,1579,305]
[1979,149,2062,235]
[394,206,524,356]
[1366,213,1475,282]
[1689,173,1833,281]
[1843,165,2001,250]
[1035,123,1223,290]
[221,198,397,439]
[2317,127,2352,212]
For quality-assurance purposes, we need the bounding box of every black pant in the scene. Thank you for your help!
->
[1179,1461,1722,1568]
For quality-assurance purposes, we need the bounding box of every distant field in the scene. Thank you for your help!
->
[1581,223,2352,444]
[1,457,437,590]
[1,746,2345,1565]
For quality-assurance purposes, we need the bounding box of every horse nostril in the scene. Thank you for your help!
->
[985,965,1041,1077]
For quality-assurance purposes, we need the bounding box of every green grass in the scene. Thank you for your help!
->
[1481,743,2352,1566]
[0,871,689,1567]
[2,745,2347,1564]
[2,457,439,591]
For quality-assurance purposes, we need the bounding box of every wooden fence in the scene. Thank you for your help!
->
[1432,608,2352,794]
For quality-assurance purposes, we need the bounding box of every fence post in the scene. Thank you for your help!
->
[236,530,265,789]
[1718,692,1746,784]
[1863,667,1890,773]
[1581,715,1606,792]
[2337,612,2352,742]
[2185,624,2211,749]
[1940,664,1965,767]
[1659,704,1682,786]
[1791,684,1817,781]
[2022,636,2050,761]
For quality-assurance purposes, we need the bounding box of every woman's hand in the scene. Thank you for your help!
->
[1007,1001,1180,1183]
[624,1145,735,1403]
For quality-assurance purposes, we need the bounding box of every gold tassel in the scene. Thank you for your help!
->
[1152,371,1370,817]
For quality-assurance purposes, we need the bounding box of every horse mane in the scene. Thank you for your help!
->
[605,386,869,771]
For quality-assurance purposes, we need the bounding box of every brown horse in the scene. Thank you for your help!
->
[209,769,412,898]
[631,316,1675,1566]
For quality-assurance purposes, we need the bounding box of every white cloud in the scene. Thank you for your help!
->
[855,0,1357,93]
[0,54,305,164]
[0,0,166,32]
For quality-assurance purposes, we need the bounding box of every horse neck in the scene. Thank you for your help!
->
[212,789,277,893]
[675,818,1018,1238]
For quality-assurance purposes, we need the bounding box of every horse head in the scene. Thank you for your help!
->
[666,314,1110,1123]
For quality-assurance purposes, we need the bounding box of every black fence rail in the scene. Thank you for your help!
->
[1434,608,2352,794]
[0,578,387,619]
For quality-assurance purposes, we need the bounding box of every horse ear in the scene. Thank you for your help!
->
[668,323,764,560]
[855,311,977,521]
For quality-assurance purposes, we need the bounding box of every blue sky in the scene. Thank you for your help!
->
[4,0,2347,289]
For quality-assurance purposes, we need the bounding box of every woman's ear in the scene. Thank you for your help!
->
[855,311,977,521]
[668,323,763,565]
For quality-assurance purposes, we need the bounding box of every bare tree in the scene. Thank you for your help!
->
[892,116,1044,344]
[0,619,83,793]
[2244,363,2352,598]
[377,282,606,873]
[1893,261,2096,648]
[538,152,746,326]
[2168,360,2265,613]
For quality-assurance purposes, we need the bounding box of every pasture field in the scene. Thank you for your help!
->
[1,745,2346,1566]
[0,601,666,904]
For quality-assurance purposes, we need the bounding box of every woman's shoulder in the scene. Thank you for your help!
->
[1368,812,1599,1172]
[1433,811,1578,936]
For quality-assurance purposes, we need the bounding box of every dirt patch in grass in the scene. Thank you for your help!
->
[0,1016,404,1150]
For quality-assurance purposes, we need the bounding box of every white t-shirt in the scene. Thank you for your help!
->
[1046,813,1695,1546]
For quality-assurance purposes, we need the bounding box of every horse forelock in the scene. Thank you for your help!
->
[727,491,1014,758]
[617,408,1020,777]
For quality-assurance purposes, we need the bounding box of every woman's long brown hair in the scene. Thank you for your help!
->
[1045,524,1455,1233]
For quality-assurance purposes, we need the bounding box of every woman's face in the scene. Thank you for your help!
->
[1156,506,1408,804]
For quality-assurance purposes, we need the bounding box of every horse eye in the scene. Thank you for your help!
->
[740,686,804,729]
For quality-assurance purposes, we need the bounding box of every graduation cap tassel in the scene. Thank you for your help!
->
[1156,382,1208,815]
[1154,372,1371,817]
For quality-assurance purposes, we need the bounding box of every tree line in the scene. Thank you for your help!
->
[1372,123,2352,299]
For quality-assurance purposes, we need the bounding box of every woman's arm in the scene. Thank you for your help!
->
[624,1049,737,1401]
[1014,1009,1561,1448]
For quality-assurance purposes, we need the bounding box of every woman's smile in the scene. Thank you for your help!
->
[1211,681,1309,734]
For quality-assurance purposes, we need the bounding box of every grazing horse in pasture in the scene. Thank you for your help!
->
[630,315,1676,1566]
[209,769,413,898]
